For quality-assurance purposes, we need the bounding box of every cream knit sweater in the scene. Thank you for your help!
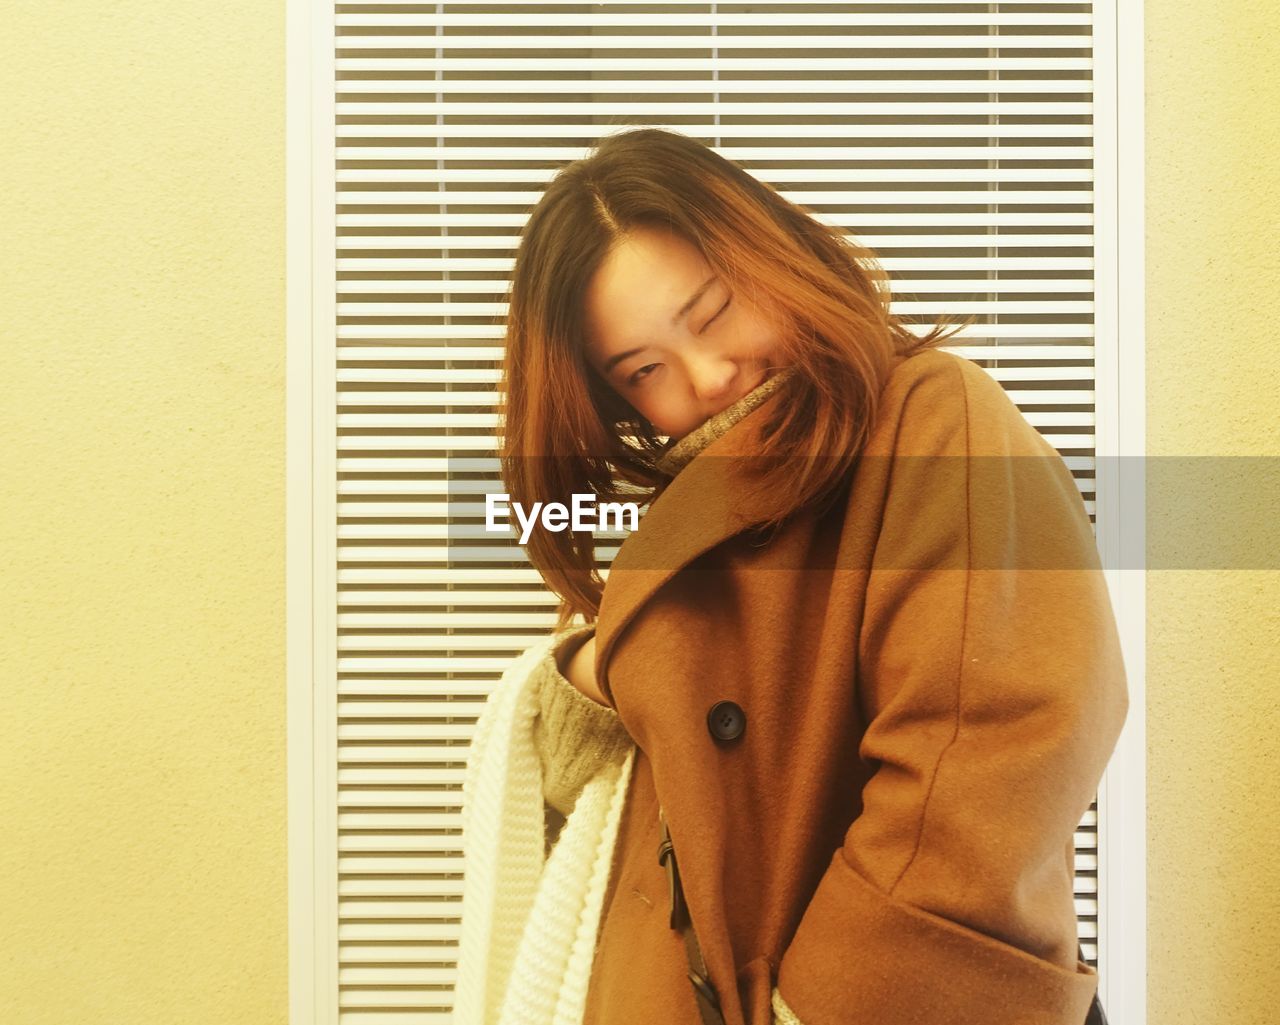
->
[454,368,805,1025]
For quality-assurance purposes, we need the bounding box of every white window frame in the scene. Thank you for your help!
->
[286,2,1148,1022]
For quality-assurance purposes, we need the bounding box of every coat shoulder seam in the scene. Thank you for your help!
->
[886,355,973,899]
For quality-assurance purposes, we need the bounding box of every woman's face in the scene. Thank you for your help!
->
[582,226,788,442]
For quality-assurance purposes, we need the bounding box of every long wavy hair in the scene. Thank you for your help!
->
[497,128,976,629]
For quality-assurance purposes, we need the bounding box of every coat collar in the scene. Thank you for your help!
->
[594,366,800,708]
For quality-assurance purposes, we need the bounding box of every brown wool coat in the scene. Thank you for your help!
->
[578,348,1129,1025]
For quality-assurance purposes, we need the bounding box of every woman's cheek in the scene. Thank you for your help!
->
[654,415,682,440]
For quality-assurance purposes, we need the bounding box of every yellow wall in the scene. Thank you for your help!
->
[0,3,286,1022]
[1145,0,1280,1019]
[1,2,1277,1022]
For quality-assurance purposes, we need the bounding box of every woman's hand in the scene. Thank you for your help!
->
[558,634,609,707]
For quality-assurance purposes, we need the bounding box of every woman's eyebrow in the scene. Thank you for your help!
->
[602,346,646,376]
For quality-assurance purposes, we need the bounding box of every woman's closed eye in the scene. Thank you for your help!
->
[702,297,730,333]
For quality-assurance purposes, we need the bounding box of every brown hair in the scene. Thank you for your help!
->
[497,127,976,629]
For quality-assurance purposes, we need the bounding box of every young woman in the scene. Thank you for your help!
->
[454,128,1128,1025]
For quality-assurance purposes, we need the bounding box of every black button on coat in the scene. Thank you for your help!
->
[707,700,746,741]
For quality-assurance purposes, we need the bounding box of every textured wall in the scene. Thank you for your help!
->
[1145,0,1280,1021]
[1,1,1277,1022]
[0,3,286,1022]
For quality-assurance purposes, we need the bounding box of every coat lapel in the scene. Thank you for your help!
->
[593,387,794,708]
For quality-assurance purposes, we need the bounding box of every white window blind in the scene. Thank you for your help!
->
[292,2,1132,1021]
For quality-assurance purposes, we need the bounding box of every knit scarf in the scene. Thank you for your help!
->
[453,632,636,1025]
[453,367,799,1025]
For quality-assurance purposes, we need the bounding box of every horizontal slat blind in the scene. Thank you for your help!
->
[329,3,1103,1020]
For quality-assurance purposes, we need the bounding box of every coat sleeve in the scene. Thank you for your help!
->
[534,624,633,818]
[774,355,1130,1025]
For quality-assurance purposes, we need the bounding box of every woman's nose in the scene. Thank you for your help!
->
[687,356,739,402]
